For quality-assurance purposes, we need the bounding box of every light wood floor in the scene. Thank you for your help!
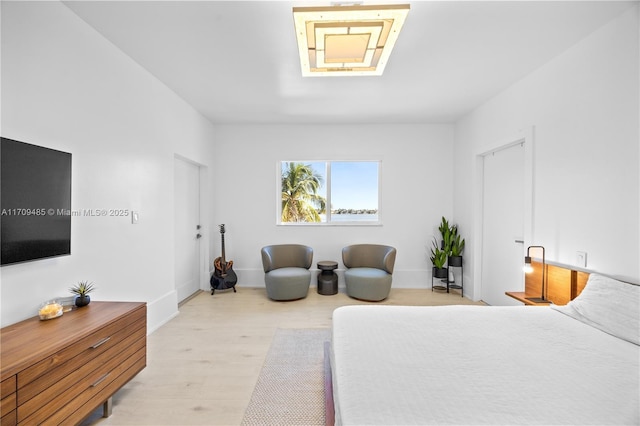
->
[83,286,484,425]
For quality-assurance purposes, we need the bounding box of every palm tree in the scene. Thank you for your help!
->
[281,162,326,222]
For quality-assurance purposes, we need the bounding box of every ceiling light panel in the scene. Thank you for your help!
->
[293,4,410,77]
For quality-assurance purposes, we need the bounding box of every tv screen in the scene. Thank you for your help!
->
[1,137,72,266]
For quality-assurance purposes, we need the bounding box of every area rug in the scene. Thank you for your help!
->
[241,328,331,426]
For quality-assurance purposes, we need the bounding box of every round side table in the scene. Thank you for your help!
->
[317,261,338,295]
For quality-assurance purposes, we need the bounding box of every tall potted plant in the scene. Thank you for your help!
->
[438,217,451,252]
[448,225,465,267]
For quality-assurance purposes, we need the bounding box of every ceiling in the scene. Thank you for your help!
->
[63,1,637,125]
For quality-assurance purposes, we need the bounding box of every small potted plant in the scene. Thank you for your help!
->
[430,238,448,279]
[69,281,96,307]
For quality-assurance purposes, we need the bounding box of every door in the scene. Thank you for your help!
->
[481,142,525,306]
[174,157,201,302]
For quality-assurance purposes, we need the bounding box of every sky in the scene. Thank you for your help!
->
[291,161,379,211]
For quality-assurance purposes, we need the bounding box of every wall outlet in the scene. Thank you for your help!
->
[576,251,587,268]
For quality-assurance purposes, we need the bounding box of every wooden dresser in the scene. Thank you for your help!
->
[1,301,146,425]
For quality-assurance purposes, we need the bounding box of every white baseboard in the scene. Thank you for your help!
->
[231,268,434,290]
[146,289,179,334]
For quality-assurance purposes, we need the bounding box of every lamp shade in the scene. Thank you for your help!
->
[523,256,533,273]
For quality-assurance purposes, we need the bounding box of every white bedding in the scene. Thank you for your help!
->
[331,304,639,425]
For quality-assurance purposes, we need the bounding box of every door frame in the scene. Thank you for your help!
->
[472,127,534,301]
[174,154,210,296]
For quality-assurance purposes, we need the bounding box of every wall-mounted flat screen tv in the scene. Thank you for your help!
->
[1,137,72,266]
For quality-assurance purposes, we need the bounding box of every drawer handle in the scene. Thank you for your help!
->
[91,373,110,388]
[91,337,111,349]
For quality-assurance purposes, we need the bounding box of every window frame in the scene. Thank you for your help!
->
[276,160,382,226]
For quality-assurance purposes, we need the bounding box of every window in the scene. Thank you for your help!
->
[278,161,380,225]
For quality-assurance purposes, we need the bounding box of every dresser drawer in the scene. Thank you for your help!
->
[1,407,17,426]
[18,326,146,425]
[1,388,16,415]
[1,375,17,426]
[18,305,146,389]
[1,375,16,399]
[42,346,146,425]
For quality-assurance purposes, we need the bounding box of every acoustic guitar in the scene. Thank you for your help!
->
[211,224,237,294]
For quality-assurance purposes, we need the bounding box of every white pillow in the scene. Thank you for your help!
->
[551,273,639,345]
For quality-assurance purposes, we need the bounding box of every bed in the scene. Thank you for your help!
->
[330,273,639,425]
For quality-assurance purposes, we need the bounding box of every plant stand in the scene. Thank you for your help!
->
[447,256,464,297]
[430,258,463,297]
[431,267,448,291]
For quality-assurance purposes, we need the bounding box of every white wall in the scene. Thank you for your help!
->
[211,124,454,289]
[1,2,216,328]
[4,2,633,326]
[454,5,640,300]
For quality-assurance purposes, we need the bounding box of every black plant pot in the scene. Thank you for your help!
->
[433,267,448,279]
[448,256,463,267]
[75,295,91,307]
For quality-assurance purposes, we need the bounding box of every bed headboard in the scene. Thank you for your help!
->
[525,261,590,305]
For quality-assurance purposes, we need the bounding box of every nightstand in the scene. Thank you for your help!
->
[505,291,552,306]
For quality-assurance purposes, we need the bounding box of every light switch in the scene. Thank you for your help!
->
[576,251,587,268]
[132,211,139,224]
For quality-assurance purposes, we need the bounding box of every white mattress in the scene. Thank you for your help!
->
[331,305,639,425]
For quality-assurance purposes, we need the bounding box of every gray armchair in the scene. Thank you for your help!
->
[342,244,396,301]
[261,244,313,301]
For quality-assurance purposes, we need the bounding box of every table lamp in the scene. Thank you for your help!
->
[524,245,548,303]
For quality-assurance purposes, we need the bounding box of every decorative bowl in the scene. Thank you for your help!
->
[39,300,63,320]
